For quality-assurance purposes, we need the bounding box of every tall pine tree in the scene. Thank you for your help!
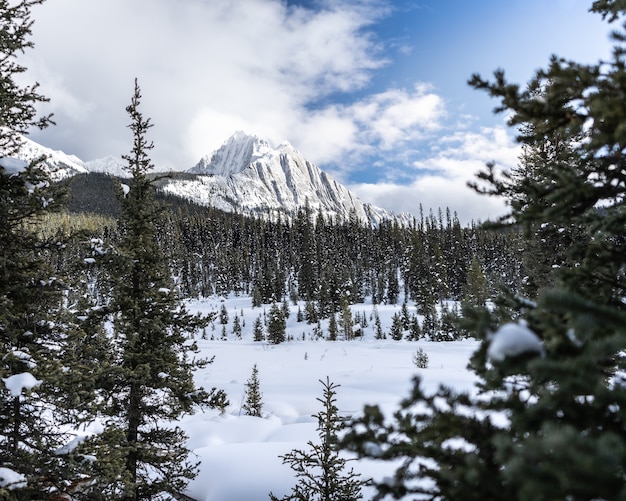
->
[81,80,228,500]
[0,1,84,497]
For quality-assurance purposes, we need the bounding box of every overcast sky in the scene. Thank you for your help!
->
[24,0,613,223]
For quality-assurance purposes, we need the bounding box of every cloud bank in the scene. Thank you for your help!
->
[24,0,520,222]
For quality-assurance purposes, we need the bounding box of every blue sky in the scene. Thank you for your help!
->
[25,0,613,222]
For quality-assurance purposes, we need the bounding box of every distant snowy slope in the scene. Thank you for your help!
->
[10,135,88,181]
[85,156,131,178]
[164,131,413,225]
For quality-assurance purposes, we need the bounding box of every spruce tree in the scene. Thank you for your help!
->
[462,255,489,308]
[0,1,83,497]
[253,315,265,342]
[389,312,403,341]
[327,312,338,341]
[220,303,229,325]
[270,378,364,501]
[343,2,626,499]
[242,364,263,417]
[267,302,286,344]
[81,80,227,500]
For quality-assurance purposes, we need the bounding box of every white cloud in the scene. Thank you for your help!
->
[350,125,521,224]
[22,0,521,223]
[25,0,387,168]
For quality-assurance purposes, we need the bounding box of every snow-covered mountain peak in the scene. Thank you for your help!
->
[168,131,414,226]
[191,131,273,177]
[11,135,88,180]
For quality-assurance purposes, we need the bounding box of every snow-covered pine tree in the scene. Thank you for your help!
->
[270,378,364,501]
[0,1,87,497]
[267,302,286,344]
[220,303,229,324]
[253,315,265,342]
[80,80,228,500]
[242,364,263,417]
[343,2,626,499]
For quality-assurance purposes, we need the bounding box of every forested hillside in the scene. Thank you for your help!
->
[56,171,528,317]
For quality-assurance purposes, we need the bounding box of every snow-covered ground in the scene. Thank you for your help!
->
[181,295,480,501]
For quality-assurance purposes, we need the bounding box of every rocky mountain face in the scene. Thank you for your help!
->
[166,131,408,225]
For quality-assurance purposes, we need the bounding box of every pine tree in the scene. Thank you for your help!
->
[389,312,403,341]
[373,311,384,340]
[253,315,265,342]
[270,378,364,501]
[343,2,626,499]
[338,296,353,340]
[252,284,262,307]
[81,80,228,500]
[232,314,242,339]
[220,303,229,324]
[242,364,263,417]
[0,1,83,497]
[462,255,489,308]
[267,302,286,344]
[327,312,338,341]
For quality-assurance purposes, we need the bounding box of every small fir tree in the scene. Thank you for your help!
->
[270,378,364,501]
[220,303,229,325]
[267,302,286,344]
[253,315,265,342]
[252,284,262,307]
[407,315,422,341]
[463,256,489,308]
[373,311,384,340]
[232,314,242,339]
[327,312,338,341]
[242,364,263,417]
[389,312,404,341]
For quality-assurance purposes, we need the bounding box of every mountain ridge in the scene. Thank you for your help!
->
[4,132,414,226]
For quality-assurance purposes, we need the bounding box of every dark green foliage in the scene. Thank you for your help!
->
[389,312,403,341]
[63,175,525,320]
[232,314,242,338]
[253,315,265,342]
[242,364,263,417]
[327,313,338,341]
[270,378,364,501]
[463,256,489,307]
[220,303,229,325]
[267,302,286,344]
[0,0,51,156]
[0,1,83,497]
[406,315,422,341]
[373,311,384,340]
[344,2,626,499]
[63,172,122,217]
[79,80,227,500]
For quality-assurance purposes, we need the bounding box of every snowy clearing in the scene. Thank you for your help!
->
[176,295,479,501]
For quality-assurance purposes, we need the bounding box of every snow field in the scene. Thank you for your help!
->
[181,295,479,501]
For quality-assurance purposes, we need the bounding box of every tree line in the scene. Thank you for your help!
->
[57,175,528,316]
